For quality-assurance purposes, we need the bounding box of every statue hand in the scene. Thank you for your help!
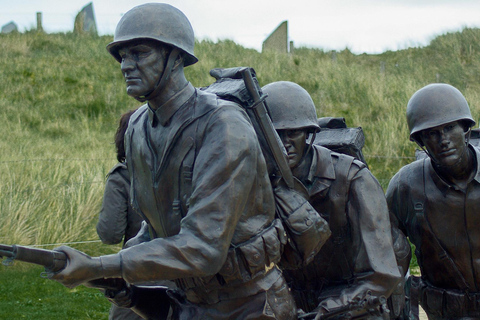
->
[105,286,134,308]
[47,245,102,289]
[124,221,151,248]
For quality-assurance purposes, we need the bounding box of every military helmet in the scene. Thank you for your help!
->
[262,81,320,132]
[407,83,475,142]
[106,3,198,66]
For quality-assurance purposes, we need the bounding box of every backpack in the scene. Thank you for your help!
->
[314,116,368,166]
[200,67,331,268]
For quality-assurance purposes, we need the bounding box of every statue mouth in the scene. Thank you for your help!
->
[125,77,141,84]
[439,148,456,156]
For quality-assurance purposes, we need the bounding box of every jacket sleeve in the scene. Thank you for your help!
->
[319,167,402,311]
[96,165,130,245]
[119,105,265,284]
[386,171,412,276]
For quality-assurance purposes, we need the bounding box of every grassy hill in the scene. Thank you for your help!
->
[2,27,480,247]
[2,27,480,319]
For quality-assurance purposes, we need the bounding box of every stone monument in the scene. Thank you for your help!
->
[74,2,97,35]
[1,21,18,34]
[262,20,290,53]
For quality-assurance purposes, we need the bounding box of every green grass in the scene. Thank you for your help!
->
[2,28,480,317]
[0,264,110,319]
[0,243,120,319]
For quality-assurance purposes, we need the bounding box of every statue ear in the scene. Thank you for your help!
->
[172,52,185,70]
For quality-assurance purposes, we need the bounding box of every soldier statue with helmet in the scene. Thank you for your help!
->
[387,83,480,319]
[47,3,296,319]
[262,81,402,319]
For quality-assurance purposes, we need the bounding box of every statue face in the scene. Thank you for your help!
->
[118,40,167,98]
[420,121,468,167]
[277,129,307,168]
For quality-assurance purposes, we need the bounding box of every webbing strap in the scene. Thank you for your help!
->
[328,154,355,280]
[413,159,470,291]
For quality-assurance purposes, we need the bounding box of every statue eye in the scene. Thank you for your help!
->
[445,124,455,132]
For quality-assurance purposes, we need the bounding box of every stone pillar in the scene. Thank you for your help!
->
[36,12,43,32]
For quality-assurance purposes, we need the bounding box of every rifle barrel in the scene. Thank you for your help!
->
[240,69,295,189]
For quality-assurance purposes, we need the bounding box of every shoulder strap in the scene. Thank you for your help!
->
[413,159,470,291]
[176,93,218,215]
[328,153,355,280]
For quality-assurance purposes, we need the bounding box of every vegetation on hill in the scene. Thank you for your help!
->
[1,27,480,317]
[2,28,480,247]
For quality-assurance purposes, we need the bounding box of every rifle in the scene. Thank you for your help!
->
[298,291,389,320]
[0,244,125,291]
[1,243,174,319]
[239,68,295,189]
[207,67,294,189]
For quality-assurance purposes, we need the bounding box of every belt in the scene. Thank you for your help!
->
[184,266,282,305]
[419,278,480,317]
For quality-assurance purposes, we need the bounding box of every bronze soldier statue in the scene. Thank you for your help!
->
[48,3,295,319]
[262,81,401,319]
[387,83,480,319]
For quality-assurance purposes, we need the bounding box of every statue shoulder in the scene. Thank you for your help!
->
[392,159,424,185]
[329,149,364,179]
[387,159,425,203]
[195,88,246,120]
[125,104,149,133]
[107,162,128,175]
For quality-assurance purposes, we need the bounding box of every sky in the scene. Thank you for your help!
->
[2,0,480,54]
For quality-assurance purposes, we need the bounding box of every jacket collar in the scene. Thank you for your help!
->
[306,145,336,198]
[308,145,336,183]
[147,82,195,127]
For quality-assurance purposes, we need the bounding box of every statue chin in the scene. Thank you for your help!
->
[126,88,149,102]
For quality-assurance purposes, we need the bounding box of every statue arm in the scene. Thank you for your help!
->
[386,171,412,275]
[96,165,130,245]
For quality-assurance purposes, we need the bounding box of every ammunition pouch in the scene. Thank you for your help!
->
[174,219,286,303]
[274,182,331,269]
[418,278,480,318]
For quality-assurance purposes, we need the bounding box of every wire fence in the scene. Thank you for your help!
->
[0,158,115,164]
[0,154,416,247]
[0,154,417,193]
[0,155,416,164]
[30,240,102,248]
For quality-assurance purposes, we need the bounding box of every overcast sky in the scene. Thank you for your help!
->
[3,0,480,54]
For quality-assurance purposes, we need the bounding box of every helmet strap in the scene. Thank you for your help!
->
[465,127,471,146]
[292,131,316,171]
[418,143,433,161]
[135,47,181,102]
[305,131,316,157]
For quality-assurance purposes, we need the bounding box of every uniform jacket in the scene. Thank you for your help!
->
[118,83,285,303]
[97,162,143,247]
[387,145,480,292]
[284,145,401,313]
